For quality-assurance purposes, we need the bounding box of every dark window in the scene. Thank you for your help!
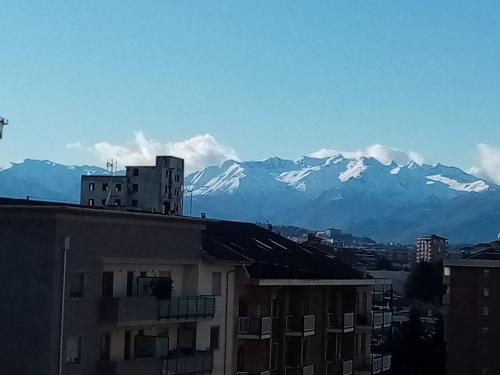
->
[132,168,139,176]
[212,272,222,296]
[88,198,94,206]
[66,337,82,364]
[102,272,114,297]
[126,271,134,297]
[210,326,220,350]
[131,199,138,207]
[115,183,121,192]
[89,183,95,191]
[177,328,195,350]
[114,199,121,206]
[175,189,179,197]
[102,183,108,191]
[174,204,179,212]
[69,272,84,298]
[101,199,107,206]
[100,333,111,361]
[124,331,131,360]
[132,184,138,192]
[175,174,180,182]
[163,201,171,214]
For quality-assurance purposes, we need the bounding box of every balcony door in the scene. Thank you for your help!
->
[177,328,195,352]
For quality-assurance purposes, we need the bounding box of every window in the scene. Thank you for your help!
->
[211,272,222,296]
[132,184,139,192]
[483,307,489,316]
[102,183,109,191]
[114,199,121,206]
[69,272,84,298]
[100,333,111,360]
[210,326,220,350]
[444,267,450,276]
[66,336,82,364]
[89,182,95,191]
[175,174,180,182]
[483,288,490,297]
[102,272,114,297]
[132,168,139,176]
[126,271,134,297]
[88,198,94,206]
[483,269,490,278]
[175,189,179,197]
[131,199,138,207]
[115,183,121,192]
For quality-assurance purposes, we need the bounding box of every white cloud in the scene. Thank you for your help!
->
[471,143,500,183]
[85,132,239,173]
[308,144,425,166]
[65,142,83,149]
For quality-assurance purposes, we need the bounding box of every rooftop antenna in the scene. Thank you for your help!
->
[104,159,118,206]
[0,117,8,139]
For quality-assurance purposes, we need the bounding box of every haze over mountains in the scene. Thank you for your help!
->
[1,155,499,244]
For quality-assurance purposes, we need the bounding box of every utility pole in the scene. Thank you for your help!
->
[0,117,8,139]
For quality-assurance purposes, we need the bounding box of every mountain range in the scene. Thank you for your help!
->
[1,156,499,244]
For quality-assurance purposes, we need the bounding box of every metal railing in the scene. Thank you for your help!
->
[285,364,314,375]
[327,312,354,331]
[162,351,213,375]
[383,312,392,327]
[372,312,384,327]
[382,355,391,371]
[159,296,215,320]
[326,360,353,375]
[372,354,383,374]
[285,315,316,333]
[238,316,271,336]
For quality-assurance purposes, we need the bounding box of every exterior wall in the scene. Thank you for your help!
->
[446,265,500,375]
[0,206,223,375]
[416,237,447,263]
[81,176,127,207]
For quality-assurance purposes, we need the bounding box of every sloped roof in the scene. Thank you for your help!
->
[203,220,366,280]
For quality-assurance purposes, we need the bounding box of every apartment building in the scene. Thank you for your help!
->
[203,221,393,375]
[444,240,500,375]
[0,198,234,375]
[81,155,184,215]
[416,234,448,263]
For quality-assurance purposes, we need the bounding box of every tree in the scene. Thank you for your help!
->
[405,261,443,305]
[375,256,395,271]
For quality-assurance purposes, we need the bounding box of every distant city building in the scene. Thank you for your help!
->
[444,240,500,375]
[416,234,448,263]
[80,155,184,215]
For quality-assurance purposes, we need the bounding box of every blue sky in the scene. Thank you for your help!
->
[1,1,500,176]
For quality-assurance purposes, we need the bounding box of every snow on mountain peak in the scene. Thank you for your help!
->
[426,174,489,192]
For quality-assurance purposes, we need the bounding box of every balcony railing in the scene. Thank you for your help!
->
[383,312,392,327]
[237,371,271,375]
[285,315,316,336]
[382,355,391,371]
[372,354,383,374]
[372,312,383,327]
[101,295,215,324]
[325,360,353,375]
[285,364,314,375]
[238,316,271,338]
[327,312,354,332]
[98,350,213,375]
[159,296,215,320]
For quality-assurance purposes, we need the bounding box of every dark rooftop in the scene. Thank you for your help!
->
[203,220,367,280]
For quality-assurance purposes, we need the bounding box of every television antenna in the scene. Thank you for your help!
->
[0,117,8,139]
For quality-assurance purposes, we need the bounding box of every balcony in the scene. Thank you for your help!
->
[285,364,314,375]
[285,315,316,336]
[238,316,271,339]
[98,350,213,375]
[327,312,354,333]
[382,355,391,371]
[325,360,353,375]
[101,295,215,325]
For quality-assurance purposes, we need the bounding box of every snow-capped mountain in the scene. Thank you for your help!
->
[185,155,499,243]
[0,156,498,243]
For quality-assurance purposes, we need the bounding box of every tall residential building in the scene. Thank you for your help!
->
[444,240,500,375]
[0,197,393,375]
[81,155,184,215]
[416,234,448,263]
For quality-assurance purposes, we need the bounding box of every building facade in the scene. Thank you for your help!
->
[0,198,393,375]
[444,241,500,375]
[416,234,448,263]
[81,155,184,215]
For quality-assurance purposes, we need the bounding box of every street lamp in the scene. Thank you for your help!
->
[0,117,8,139]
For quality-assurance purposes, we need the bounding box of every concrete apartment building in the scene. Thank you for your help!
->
[416,234,448,263]
[0,198,393,375]
[444,240,500,375]
[81,155,184,215]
